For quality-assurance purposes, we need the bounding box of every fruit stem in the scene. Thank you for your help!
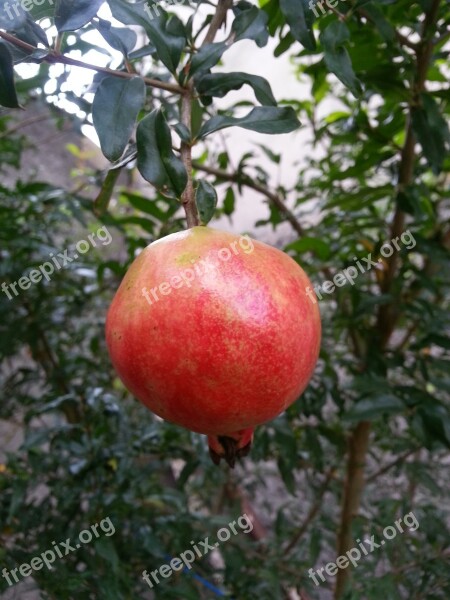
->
[180,85,200,228]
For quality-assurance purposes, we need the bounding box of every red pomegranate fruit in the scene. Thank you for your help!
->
[106,226,321,466]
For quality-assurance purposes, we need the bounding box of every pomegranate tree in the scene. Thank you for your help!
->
[106,226,320,466]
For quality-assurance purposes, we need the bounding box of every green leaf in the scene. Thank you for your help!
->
[189,42,227,78]
[95,537,120,574]
[198,106,301,139]
[223,187,235,216]
[280,0,316,51]
[285,237,331,260]
[196,72,277,106]
[362,3,395,43]
[123,191,178,221]
[55,0,104,32]
[232,5,269,48]
[93,18,137,57]
[0,44,20,108]
[345,395,405,421]
[107,0,150,28]
[173,122,191,143]
[412,93,450,174]
[196,181,218,225]
[320,22,362,97]
[145,12,186,74]
[277,456,296,495]
[136,109,187,198]
[92,76,146,162]
[418,403,450,449]
[29,0,56,21]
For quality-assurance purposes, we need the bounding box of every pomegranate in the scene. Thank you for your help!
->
[106,226,321,466]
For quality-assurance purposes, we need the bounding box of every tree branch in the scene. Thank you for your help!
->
[203,0,233,45]
[193,161,305,237]
[283,468,335,555]
[180,85,199,227]
[179,0,232,226]
[366,448,418,484]
[377,0,441,348]
[0,30,184,95]
[335,3,442,597]
[334,421,371,599]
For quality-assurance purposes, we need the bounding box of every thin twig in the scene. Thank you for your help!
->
[0,30,184,95]
[284,468,336,555]
[366,448,418,483]
[193,161,305,237]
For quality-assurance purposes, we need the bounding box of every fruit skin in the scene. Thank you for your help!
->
[106,226,321,464]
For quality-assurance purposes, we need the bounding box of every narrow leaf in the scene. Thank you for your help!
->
[196,181,218,225]
[345,395,405,421]
[198,106,301,139]
[136,109,187,198]
[92,76,146,162]
[55,0,104,32]
[231,5,269,48]
[0,44,20,108]
[412,94,450,174]
[94,18,137,57]
[280,0,316,51]
[196,72,277,106]
[189,42,227,78]
[145,12,186,74]
[107,0,150,28]
[320,22,362,97]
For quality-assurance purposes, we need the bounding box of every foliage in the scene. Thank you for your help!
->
[0,1,450,599]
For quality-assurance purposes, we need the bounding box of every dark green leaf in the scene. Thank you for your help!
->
[345,395,405,421]
[93,18,137,57]
[107,0,150,28]
[189,42,227,78]
[280,0,316,51]
[196,181,218,225]
[362,3,395,42]
[0,43,20,108]
[145,12,186,74]
[29,0,56,21]
[223,187,235,215]
[412,93,450,174]
[198,106,301,138]
[173,122,192,143]
[92,76,146,162]
[136,109,188,197]
[196,72,277,106]
[320,22,362,96]
[285,237,331,260]
[55,0,104,32]
[232,5,269,48]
